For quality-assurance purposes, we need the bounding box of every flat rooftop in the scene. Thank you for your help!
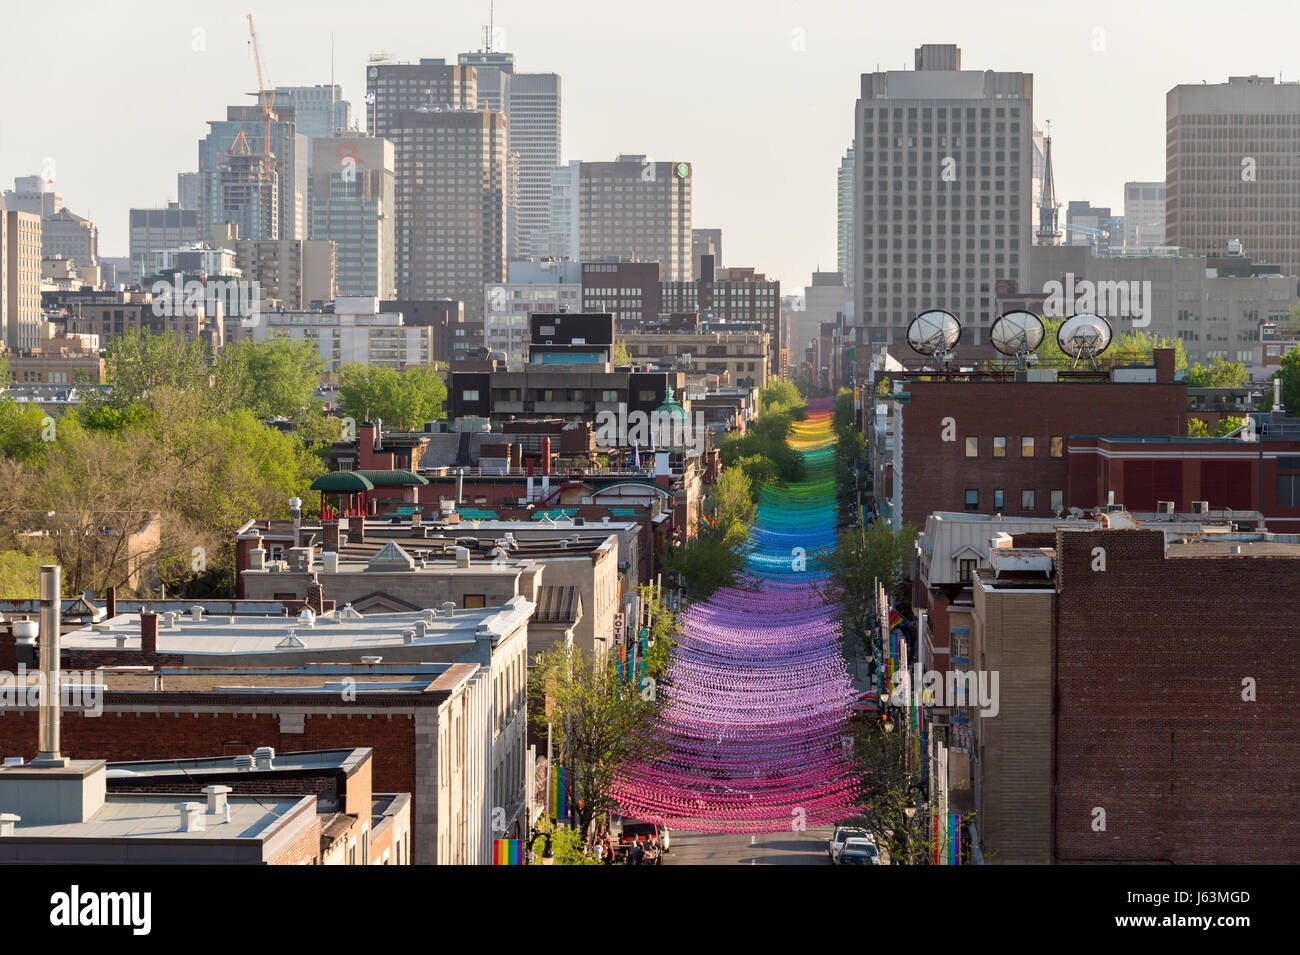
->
[92,662,477,695]
[2,792,311,842]
[107,747,369,779]
[60,600,533,657]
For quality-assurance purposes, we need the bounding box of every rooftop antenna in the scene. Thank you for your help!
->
[1056,313,1113,370]
[906,309,962,370]
[483,0,496,52]
[990,310,1045,371]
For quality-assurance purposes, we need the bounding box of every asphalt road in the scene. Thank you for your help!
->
[662,827,836,865]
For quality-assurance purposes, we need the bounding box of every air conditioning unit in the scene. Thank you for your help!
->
[1191,501,1210,514]
[1156,501,1175,515]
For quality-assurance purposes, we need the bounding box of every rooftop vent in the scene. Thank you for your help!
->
[190,605,206,622]
[233,754,255,771]
[276,630,306,649]
[1191,501,1209,514]
[1156,501,1175,515]
[176,802,206,832]
[455,547,470,568]
[402,629,416,644]
[0,813,20,837]
[441,601,456,614]
[297,607,317,628]
[203,784,231,815]
[339,603,364,620]
[252,746,275,770]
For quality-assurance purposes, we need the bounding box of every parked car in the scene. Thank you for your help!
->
[837,836,882,866]
[828,825,869,861]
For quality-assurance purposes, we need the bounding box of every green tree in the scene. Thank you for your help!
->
[815,520,918,659]
[612,341,632,365]
[708,465,755,546]
[845,711,938,866]
[637,583,679,684]
[0,550,45,597]
[1186,356,1249,389]
[529,644,664,842]
[0,398,56,466]
[1274,349,1300,413]
[215,336,326,420]
[337,363,447,430]
[760,379,803,414]
[97,329,213,407]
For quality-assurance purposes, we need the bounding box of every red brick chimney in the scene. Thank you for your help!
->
[322,522,340,551]
[1153,347,1175,383]
[140,612,158,656]
[348,515,365,544]
[105,586,117,619]
[306,576,326,615]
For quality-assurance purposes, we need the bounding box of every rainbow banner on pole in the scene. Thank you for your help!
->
[949,814,961,865]
[493,838,522,865]
[549,765,568,819]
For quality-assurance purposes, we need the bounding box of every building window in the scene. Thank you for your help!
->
[993,436,1006,458]
[964,437,978,457]
[993,489,1004,511]
[1050,489,1064,512]
[463,594,486,609]
[964,489,979,511]
[1021,436,1035,457]
[1050,436,1064,457]
[462,389,480,401]
[958,558,976,582]
[221,741,250,756]
[1278,474,1300,507]
[1021,489,1035,511]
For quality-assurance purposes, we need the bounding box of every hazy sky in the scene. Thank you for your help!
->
[4,0,1298,289]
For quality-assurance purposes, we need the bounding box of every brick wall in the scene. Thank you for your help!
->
[1053,528,1300,863]
[900,380,1187,528]
[270,814,322,865]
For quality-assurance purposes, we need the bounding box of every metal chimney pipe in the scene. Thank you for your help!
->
[35,565,67,766]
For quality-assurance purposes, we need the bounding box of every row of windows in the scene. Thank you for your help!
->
[965,435,1065,458]
[964,488,1064,513]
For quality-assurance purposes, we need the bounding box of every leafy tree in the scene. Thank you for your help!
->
[1274,349,1300,414]
[97,329,213,408]
[215,337,326,420]
[612,341,632,365]
[708,465,755,546]
[1186,356,1249,389]
[637,583,679,684]
[845,711,937,866]
[1038,317,1187,371]
[0,550,45,597]
[0,398,56,466]
[760,379,803,414]
[528,644,664,842]
[1187,417,1211,438]
[528,816,600,864]
[668,534,746,600]
[337,363,447,430]
[815,520,918,659]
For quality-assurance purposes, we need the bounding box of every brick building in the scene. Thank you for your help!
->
[871,349,1188,529]
[964,523,1300,864]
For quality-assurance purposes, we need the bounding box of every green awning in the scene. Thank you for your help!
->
[456,508,500,520]
[356,469,429,487]
[310,471,375,492]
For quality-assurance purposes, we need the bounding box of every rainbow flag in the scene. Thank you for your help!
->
[493,838,522,865]
[948,814,961,866]
[549,765,568,819]
[889,610,904,631]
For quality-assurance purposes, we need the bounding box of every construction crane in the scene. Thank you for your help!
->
[247,13,276,163]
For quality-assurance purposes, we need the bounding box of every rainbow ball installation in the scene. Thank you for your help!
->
[609,397,860,832]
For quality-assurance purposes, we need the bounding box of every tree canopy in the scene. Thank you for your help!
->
[337,363,448,430]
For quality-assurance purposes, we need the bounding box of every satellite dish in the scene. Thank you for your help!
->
[990,310,1045,365]
[1056,313,1112,368]
[906,310,962,365]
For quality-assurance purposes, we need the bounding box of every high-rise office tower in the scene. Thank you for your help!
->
[837,146,854,283]
[177,172,201,210]
[2,202,44,350]
[508,72,562,258]
[1065,200,1120,255]
[579,155,692,281]
[852,43,1033,346]
[265,86,353,165]
[1122,182,1166,252]
[546,161,581,260]
[198,107,307,240]
[458,50,561,260]
[387,107,506,316]
[310,136,396,298]
[129,203,201,278]
[1166,75,1300,275]
[365,57,479,299]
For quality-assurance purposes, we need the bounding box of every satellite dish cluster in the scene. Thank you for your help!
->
[905,309,1113,369]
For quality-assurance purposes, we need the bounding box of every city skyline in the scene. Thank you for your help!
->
[3,0,1299,289]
